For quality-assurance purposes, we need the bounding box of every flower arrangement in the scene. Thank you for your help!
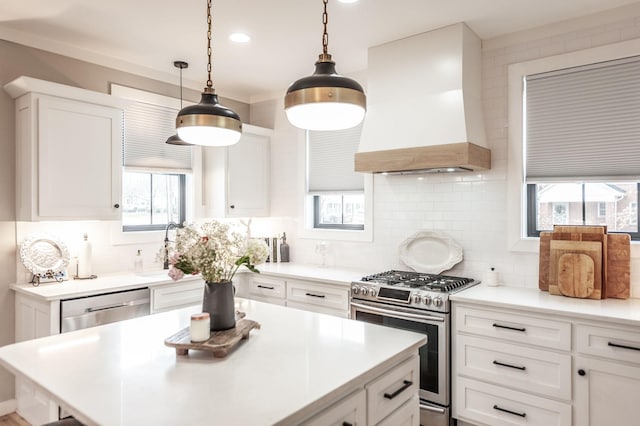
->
[166,221,269,283]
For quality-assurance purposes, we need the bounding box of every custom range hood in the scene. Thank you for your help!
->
[355,23,490,174]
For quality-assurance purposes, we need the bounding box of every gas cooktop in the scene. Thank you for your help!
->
[351,270,479,313]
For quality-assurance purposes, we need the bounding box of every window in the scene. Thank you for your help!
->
[112,85,194,232]
[523,55,640,240]
[122,171,186,231]
[307,124,365,231]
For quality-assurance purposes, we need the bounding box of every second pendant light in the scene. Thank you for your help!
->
[284,0,366,131]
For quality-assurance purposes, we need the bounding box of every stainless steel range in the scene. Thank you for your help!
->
[350,270,479,426]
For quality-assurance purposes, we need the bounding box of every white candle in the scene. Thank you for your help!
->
[190,313,210,342]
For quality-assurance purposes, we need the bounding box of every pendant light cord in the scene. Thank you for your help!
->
[179,66,184,109]
[206,0,214,91]
[322,0,329,55]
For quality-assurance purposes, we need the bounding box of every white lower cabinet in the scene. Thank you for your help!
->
[151,279,204,313]
[456,377,571,426]
[301,388,366,426]
[302,355,420,426]
[574,323,640,426]
[453,302,640,426]
[238,274,350,317]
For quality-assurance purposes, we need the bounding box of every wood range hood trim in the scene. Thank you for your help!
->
[354,142,491,174]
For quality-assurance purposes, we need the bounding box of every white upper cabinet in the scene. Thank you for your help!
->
[5,77,125,221]
[202,124,271,218]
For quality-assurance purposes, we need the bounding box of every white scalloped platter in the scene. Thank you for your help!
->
[398,231,463,274]
[19,233,70,276]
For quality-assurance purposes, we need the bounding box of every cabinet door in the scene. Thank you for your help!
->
[301,388,366,426]
[575,356,640,426]
[226,132,269,217]
[38,96,122,220]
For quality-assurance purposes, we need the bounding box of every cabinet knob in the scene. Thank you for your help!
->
[113,203,120,209]
[578,369,586,376]
[230,205,235,209]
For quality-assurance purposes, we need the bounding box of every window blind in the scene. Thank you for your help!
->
[525,55,640,182]
[123,101,192,170]
[307,123,364,192]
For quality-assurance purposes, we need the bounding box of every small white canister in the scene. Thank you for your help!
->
[190,312,210,342]
[485,267,499,287]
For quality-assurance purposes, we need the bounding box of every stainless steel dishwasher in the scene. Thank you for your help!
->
[60,287,151,333]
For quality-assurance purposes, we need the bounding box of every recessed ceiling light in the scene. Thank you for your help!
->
[229,32,251,43]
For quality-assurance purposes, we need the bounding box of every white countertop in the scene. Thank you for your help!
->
[11,263,371,301]
[0,298,426,426]
[451,283,640,327]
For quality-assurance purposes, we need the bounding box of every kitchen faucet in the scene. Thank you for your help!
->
[163,221,181,270]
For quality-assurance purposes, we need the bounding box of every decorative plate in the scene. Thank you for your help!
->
[19,233,70,277]
[398,231,463,274]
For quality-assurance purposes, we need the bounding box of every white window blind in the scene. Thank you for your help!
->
[307,123,364,192]
[123,100,192,170]
[525,55,640,182]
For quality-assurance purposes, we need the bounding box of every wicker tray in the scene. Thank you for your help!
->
[164,317,260,358]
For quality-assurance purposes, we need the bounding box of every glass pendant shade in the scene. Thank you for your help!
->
[285,56,366,131]
[176,89,242,146]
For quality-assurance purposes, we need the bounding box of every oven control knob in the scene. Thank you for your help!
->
[351,286,360,295]
[433,297,443,307]
[412,294,421,303]
[422,295,432,305]
[368,288,377,297]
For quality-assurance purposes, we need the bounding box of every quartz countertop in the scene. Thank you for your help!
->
[11,263,371,301]
[0,298,426,426]
[451,283,640,327]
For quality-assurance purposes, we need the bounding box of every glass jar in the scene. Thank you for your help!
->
[190,312,210,342]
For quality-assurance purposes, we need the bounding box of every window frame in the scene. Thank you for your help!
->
[122,171,187,232]
[526,183,640,239]
[312,194,365,231]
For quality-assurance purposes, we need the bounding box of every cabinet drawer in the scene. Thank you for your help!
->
[286,280,349,311]
[367,355,419,425]
[248,276,285,299]
[377,395,419,426]
[152,280,203,312]
[301,388,366,426]
[286,301,349,318]
[456,335,571,400]
[455,377,571,426]
[576,324,640,365]
[455,306,571,351]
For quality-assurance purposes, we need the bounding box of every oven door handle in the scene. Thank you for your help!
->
[419,402,446,414]
[350,302,445,323]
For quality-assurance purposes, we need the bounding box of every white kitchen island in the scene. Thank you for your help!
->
[0,298,426,425]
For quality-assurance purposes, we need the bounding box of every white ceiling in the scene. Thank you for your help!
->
[1,0,639,103]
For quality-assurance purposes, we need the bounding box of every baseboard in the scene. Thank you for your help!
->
[0,398,17,416]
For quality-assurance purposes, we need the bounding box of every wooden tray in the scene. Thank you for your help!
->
[165,318,261,358]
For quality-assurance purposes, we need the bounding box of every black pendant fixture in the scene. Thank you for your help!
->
[166,61,192,146]
[284,0,366,131]
[175,0,242,146]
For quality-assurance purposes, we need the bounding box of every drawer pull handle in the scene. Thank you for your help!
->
[608,342,640,352]
[384,380,413,400]
[578,369,586,376]
[493,360,526,371]
[493,405,526,418]
[257,285,275,290]
[342,423,353,426]
[305,292,326,299]
[493,323,526,332]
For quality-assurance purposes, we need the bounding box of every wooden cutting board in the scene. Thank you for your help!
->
[606,233,631,299]
[538,232,553,291]
[553,225,607,234]
[549,240,602,299]
[557,253,595,297]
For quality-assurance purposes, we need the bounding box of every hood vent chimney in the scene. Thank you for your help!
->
[355,23,490,173]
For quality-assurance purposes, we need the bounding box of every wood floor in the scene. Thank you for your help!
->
[0,413,30,426]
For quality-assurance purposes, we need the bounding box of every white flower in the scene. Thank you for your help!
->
[166,220,269,283]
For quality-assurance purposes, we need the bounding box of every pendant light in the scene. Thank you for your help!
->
[166,61,192,146]
[176,0,242,146]
[284,0,366,131]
